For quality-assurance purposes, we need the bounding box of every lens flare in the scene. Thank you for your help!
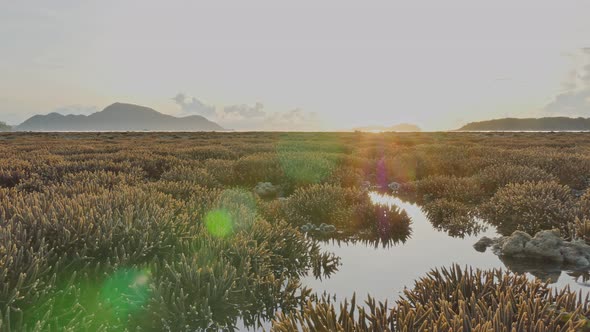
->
[276,136,344,185]
[205,209,234,238]
[376,157,388,188]
[99,268,151,321]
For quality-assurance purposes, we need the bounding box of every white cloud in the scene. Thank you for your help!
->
[543,48,590,116]
[220,102,265,120]
[172,93,318,130]
[172,93,216,117]
[220,107,319,131]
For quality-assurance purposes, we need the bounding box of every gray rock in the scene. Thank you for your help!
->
[560,240,590,266]
[477,229,590,268]
[523,230,563,262]
[501,231,532,257]
[319,224,336,233]
[324,225,336,233]
[301,222,337,234]
[572,189,586,198]
[473,236,495,252]
[388,182,401,192]
[254,182,279,198]
[360,181,372,191]
[560,246,590,266]
[569,239,590,252]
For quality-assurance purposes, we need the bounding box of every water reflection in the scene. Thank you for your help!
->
[303,192,590,306]
[311,230,411,249]
[569,270,590,287]
[499,256,563,283]
[372,192,487,239]
[480,249,590,286]
[421,199,486,238]
[302,193,503,301]
[298,191,414,248]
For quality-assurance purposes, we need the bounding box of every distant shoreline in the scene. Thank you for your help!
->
[457,117,590,132]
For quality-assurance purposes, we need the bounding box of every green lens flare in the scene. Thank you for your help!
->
[99,268,151,321]
[276,136,344,185]
[205,209,234,238]
[279,153,336,184]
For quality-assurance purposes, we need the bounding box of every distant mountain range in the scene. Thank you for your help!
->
[352,123,421,132]
[14,102,224,132]
[8,108,590,132]
[457,117,590,131]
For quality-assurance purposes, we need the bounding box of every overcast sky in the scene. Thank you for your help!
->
[1,1,589,130]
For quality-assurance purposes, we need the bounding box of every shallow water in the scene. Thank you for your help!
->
[303,192,590,302]
[239,192,590,331]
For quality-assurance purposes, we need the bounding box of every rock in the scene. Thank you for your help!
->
[477,229,590,268]
[522,230,564,262]
[572,189,586,198]
[361,181,372,191]
[388,182,401,192]
[501,231,532,257]
[254,182,279,198]
[569,239,590,252]
[301,222,337,234]
[560,246,590,266]
[473,236,494,252]
[560,240,590,266]
[319,224,336,233]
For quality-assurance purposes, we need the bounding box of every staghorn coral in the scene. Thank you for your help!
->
[272,265,590,332]
[481,181,576,236]
[476,164,558,195]
[264,184,412,242]
[3,131,590,330]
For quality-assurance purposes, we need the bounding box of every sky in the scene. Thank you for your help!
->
[1,1,590,131]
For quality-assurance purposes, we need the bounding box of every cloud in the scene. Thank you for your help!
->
[262,109,320,131]
[543,48,590,116]
[218,107,319,131]
[172,93,216,117]
[221,102,265,120]
[173,93,319,130]
[544,90,590,116]
[582,63,590,82]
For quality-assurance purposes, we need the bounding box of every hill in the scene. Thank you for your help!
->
[457,117,590,131]
[15,102,224,132]
[352,123,421,132]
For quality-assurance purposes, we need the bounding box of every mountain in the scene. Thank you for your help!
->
[457,117,590,131]
[352,123,421,132]
[0,121,11,132]
[15,102,224,132]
